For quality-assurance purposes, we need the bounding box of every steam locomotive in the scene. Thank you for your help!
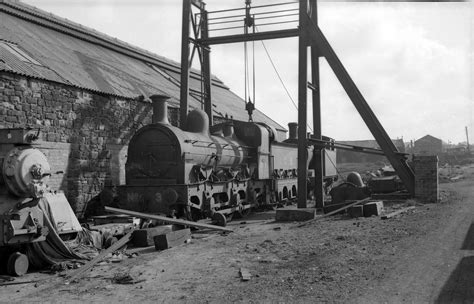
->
[100,95,336,226]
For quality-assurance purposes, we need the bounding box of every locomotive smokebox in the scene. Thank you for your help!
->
[150,94,170,125]
[288,122,298,140]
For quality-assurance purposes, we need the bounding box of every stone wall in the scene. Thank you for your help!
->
[0,72,180,216]
[413,155,439,203]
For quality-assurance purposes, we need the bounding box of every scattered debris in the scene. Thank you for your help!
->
[65,230,134,284]
[132,225,176,247]
[297,198,371,227]
[0,276,14,283]
[381,206,416,220]
[239,268,251,281]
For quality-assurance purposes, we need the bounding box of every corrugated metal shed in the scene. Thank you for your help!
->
[0,0,285,131]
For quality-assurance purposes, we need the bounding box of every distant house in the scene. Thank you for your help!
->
[336,139,405,164]
[414,135,443,155]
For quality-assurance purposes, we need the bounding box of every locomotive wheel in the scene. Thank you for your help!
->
[7,252,29,276]
[235,205,251,218]
[211,212,227,227]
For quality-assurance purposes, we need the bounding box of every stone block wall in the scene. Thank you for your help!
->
[413,155,439,203]
[0,72,179,216]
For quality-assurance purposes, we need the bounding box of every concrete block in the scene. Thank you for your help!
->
[154,228,191,250]
[363,201,384,217]
[132,225,176,247]
[348,205,364,218]
[275,208,315,222]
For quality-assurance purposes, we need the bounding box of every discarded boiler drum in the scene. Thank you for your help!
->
[0,128,82,276]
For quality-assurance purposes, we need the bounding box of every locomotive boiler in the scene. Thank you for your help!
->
[101,95,336,226]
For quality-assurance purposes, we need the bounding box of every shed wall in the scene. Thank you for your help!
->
[0,72,182,216]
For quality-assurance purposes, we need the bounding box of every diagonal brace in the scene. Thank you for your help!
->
[304,16,415,196]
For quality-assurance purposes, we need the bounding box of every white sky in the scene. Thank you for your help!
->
[22,0,474,144]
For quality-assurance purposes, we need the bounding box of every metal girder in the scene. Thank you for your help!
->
[297,0,308,209]
[309,0,324,209]
[201,10,213,126]
[180,0,213,127]
[179,0,192,128]
[305,19,415,196]
[197,28,299,45]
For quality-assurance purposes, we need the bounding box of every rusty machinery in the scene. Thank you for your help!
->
[0,128,81,276]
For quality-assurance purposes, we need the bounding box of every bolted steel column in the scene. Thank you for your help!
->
[201,9,213,126]
[297,0,309,209]
[309,0,324,209]
[179,0,191,128]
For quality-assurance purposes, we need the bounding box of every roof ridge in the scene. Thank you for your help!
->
[0,0,226,85]
[0,0,182,69]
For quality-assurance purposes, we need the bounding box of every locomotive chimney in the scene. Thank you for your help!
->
[150,94,170,125]
[288,122,298,140]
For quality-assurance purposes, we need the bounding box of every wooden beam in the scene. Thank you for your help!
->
[296,197,371,227]
[381,206,415,220]
[104,207,233,233]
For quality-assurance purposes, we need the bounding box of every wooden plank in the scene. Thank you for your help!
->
[296,198,371,227]
[104,207,233,233]
[65,230,134,284]
[381,206,415,220]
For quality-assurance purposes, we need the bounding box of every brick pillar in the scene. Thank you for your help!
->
[413,155,439,203]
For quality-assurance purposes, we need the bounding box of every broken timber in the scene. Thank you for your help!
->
[297,198,371,227]
[104,207,233,233]
[381,206,415,220]
[65,230,134,284]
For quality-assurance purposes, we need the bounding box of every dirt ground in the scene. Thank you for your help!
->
[2,164,474,303]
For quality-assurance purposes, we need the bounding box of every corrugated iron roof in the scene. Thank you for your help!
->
[0,0,284,130]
